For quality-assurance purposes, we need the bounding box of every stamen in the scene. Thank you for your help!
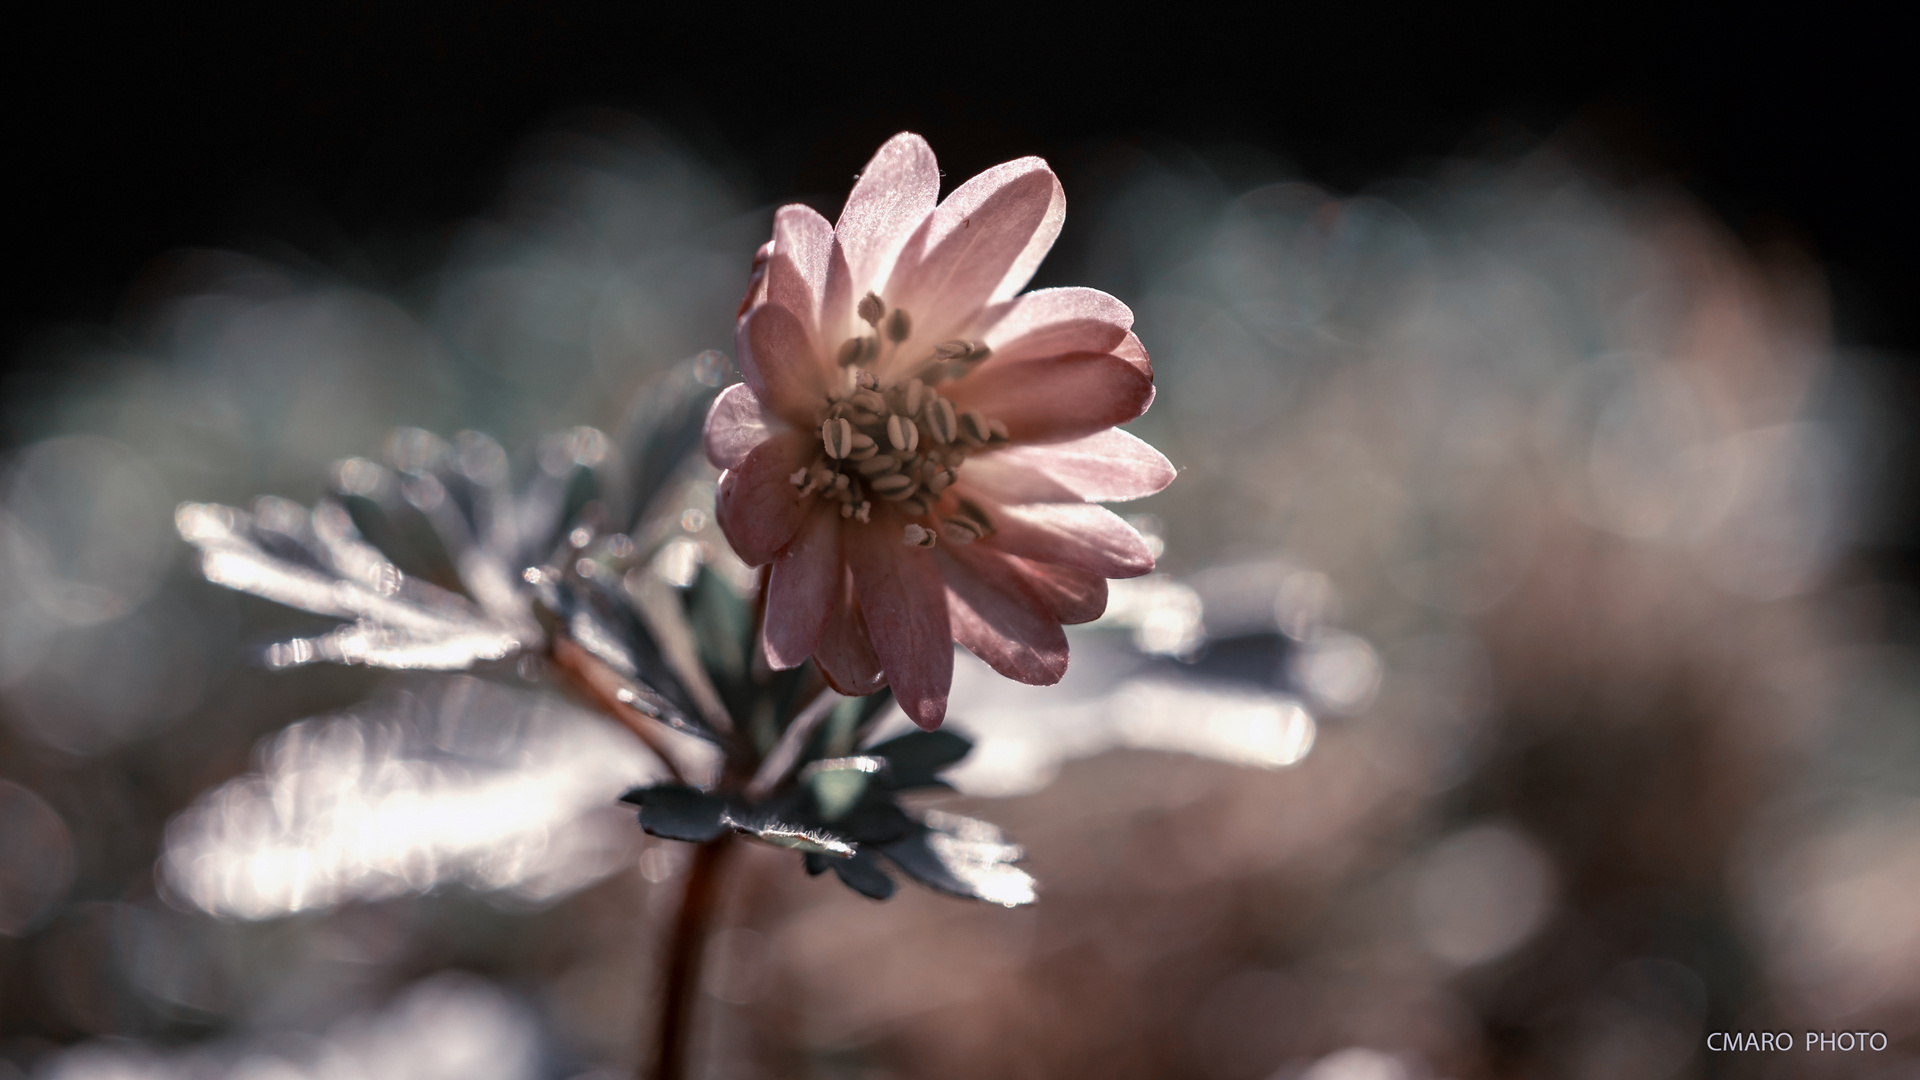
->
[902,524,937,548]
[901,379,927,416]
[899,495,932,515]
[925,397,958,444]
[869,473,918,499]
[886,413,919,453]
[792,465,827,497]
[856,454,900,476]
[822,417,854,459]
[855,501,871,523]
[926,470,953,495]
[951,497,996,538]
[940,517,983,543]
[849,388,886,414]
[885,308,911,343]
[846,433,879,461]
[836,336,876,367]
[960,409,993,447]
[858,292,885,326]
[852,368,878,390]
[933,340,971,359]
[988,418,1010,444]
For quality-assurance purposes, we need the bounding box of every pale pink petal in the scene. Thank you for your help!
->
[835,133,940,296]
[1114,330,1153,378]
[883,158,1065,345]
[982,429,1175,502]
[941,352,1153,444]
[737,302,832,428]
[762,504,842,670]
[959,484,1157,580]
[936,542,1068,685]
[848,523,952,729]
[966,287,1133,367]
[703,383,790,471]
[1009,556,1108,625]
[818,241,858,355]
[737,240,772,318]
[956,454,1080,504]
[765,204,834,348]
[713,430,814,566]
[815,567,884,696]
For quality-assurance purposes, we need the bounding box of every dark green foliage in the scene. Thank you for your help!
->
[621,785,729,842]
[867,730,972,790]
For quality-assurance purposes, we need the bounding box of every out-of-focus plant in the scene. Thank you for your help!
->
[174,133,1170,1080]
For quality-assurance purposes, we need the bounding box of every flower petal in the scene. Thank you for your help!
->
[738,240,772,318]
[936,542,1068,685]
[848,522,952,729]
[765,204,836,348]
[1009,556,1108,624]
[955,471,1157,580]
[883,157,1065,346]
[762,503,842,670]
[835,133,940,299]
[968,287,1134,367]
[815,566,884,696]
[979,500,1157,580]
[714,430,814,566]
[738,302,832,427]
[942,352,1154,444]
[981,429,1175,502]
[1114,330,1153,379]
[703,383,790,471]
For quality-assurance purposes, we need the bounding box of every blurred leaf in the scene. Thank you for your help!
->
[798,757,879,814]
[880,811,1034,906]
[721,807,855,857]
[813,688,897,760]
[829,850,896,900]
[615,352,728,532]
[529,567,714,740]
[868,730,973,789]
[621,784,729,843]
[684,565,751,690]
[176,500,526,671]
[834,797,915,847]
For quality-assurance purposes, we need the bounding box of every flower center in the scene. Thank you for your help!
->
[788,293,1006,547]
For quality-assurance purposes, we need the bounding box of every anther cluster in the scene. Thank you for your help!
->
[790,292,1007,548]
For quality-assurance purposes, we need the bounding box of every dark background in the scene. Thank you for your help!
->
[3,6,1914,367]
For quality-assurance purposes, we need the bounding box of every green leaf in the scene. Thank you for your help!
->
[724,809,856,858]
[880,812,1034,906]
[621,784,728,843]
[614,353,726,533]
[829,850,896,900]
[808,767,871,822]
[869,729,973,789]
[684,565,751,688]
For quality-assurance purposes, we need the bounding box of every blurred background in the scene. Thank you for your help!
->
[3,8,1918,1079]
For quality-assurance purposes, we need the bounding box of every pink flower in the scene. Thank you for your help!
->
[703,133,1174,729]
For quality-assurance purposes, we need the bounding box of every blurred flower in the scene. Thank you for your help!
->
[707,132,1173,729]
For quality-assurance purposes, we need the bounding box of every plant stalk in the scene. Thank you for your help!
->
[647,835,733,1080]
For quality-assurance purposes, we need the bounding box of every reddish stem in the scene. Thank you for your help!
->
[549,637,688,783]
[647,836,733,1080]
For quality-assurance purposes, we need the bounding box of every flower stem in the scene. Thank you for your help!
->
[647,835,733,1080]
[550,637,689,783]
